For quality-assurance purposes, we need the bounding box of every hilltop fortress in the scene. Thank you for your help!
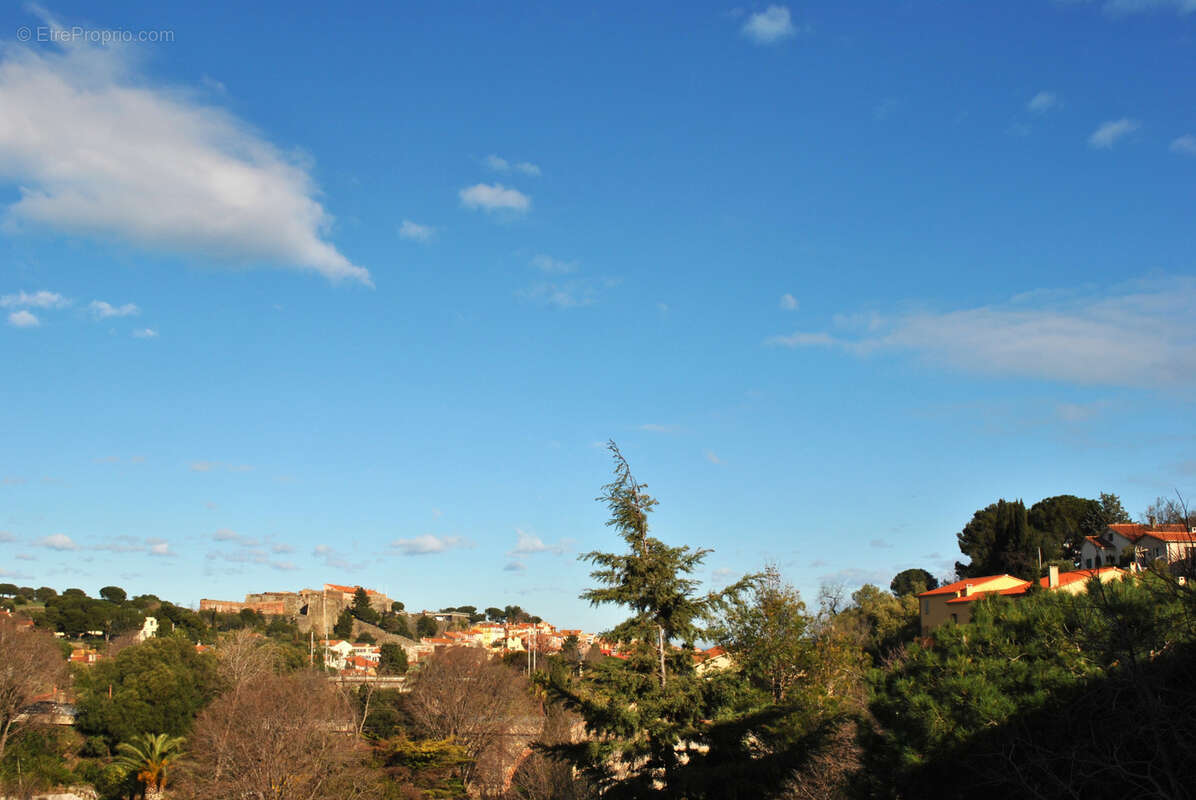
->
[200,583,392,637]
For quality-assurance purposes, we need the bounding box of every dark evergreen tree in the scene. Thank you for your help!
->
[543,442,756,798]
[351,586,380,625]
[332,608,355,639]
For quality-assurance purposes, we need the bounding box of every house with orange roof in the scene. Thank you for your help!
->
[918,566,1127,635]
[1080,523,1196,571]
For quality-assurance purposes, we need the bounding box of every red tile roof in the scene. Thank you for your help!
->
[918,575,1018,597]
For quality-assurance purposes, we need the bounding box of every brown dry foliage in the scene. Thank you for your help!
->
[402,648,538,792]
[174,670,380,800]
[0,616,67,760]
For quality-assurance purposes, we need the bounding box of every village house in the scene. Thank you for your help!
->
[917,566,1125,635]
[1080,523,1196,570]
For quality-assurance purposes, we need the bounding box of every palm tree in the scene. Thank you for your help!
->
[114,732,185,800]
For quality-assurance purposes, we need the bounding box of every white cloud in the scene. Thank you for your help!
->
[1027,91,1058,113]
[531,254,577,274]
[0,290,70,309]
[705,450,722,464]
[190,461,217,472]
[0,22,369,284]
[765,330,835,347]
[504,560,526,572]
[0,531,15,542]
[213,528,240,541]
[765,276,1196,387]
[1088,118,1140,149]
[869,538,893,549]
[1103,0,1196,14]
[131,328,158,338]
[89,300,139,318]
[742,5,797,44]
[7,310,39,327]
[38,533,76,550]
[148,540,173,557]
[459,183,531,214]
[1170,134,1196,156]
[508,529,570,556]
[780,293,799,310]
[391,533,471,556]
[399,219,435,242]
[484,155,541,176]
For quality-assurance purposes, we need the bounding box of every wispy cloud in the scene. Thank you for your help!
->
[765,276,1196,387]
[399,219,436,242]
[0,290,70,309]
[131,328,158,339]
[391,534,472,556]
[507,529,570,557]
[1088,118,1140,149]
[705,450,722,465]
[741,5,798,44]
[312,543,362,570]
[38,533,76,550]
[1102,0,1196,16]
[779,293,799,311]
[1027,91,1058,113]
[531,254,578,274]
[869,538,893,549]
[484,155,541,176]
[1170,134,1196,156]
[459,183,530,214]
[503,560,526,572]
[190,460,251,472]
[89,300,138,319]
[0,14,369,284]
[7,310,39,328]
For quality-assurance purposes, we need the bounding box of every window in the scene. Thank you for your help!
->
[1086,558,1093,569]
[950,613,957,624]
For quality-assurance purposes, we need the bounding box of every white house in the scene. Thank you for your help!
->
[1080,523,1196,570]
[136,616,158,642]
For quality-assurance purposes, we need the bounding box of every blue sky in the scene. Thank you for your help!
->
[1,1,1194,630]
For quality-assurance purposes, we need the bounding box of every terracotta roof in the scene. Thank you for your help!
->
[918,575,1019,597]
[1140,530,1196,544]
[325,584,383,595]
[943,567,1124,603]
[1107,523,1190,543]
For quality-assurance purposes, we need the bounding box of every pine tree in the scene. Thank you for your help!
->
[544,442,753,798]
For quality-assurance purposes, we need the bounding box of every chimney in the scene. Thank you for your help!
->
[964,583,974,597]
[1148,514,1156,527]
[1048,565,1059,589]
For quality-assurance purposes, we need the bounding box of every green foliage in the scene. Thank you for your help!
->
[378,643,408,675]
[114,732,185,795]
[842,584,918,663]
[352,586,381,625]
[391,600,405,613]
[718,566,811,703]
[0,583,17,597]
[416,615,438,638]
[333,608,355,639]
[956,498,1052,580]
[98,586,127,604]
[379,612,413,639]
[39,591,143,639]
[1027,494,1103,563]
[74,636,221,746]
[889,568,937,597]
[375,734,469,798]
[544,442,759,798]
[0,727,79,794]
[357,631,376,645]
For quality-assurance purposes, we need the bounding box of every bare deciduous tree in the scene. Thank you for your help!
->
[215,629,279,693]
[0,616,67,760]
[174,671,379,800]
[402,647,537,793]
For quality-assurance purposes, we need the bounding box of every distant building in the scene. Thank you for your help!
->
[1081,523,1196,570]
[917,567,1125,635]
[137,616,158,642]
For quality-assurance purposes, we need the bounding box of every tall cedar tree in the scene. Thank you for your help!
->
[544,442,753,798]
